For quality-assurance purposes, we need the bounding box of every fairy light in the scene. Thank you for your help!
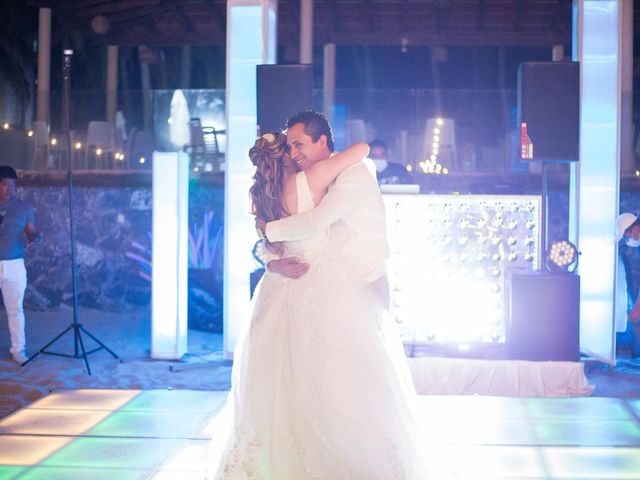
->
[420,118,449,175]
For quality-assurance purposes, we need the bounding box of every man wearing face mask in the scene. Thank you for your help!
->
[616,212,640,357]
[369,139,413,185]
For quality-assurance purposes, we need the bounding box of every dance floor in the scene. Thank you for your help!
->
[1,389,640,479]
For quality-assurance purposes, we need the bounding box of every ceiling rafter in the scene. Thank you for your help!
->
[513,0,525,32]
[26,0,573,48]
[475,0,487,32]
[172,4,195,34]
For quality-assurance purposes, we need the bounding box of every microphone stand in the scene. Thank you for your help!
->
[22,49,120,374]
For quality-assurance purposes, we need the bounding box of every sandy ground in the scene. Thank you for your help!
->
[0,306,639,419]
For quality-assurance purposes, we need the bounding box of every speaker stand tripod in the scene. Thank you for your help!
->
[21,49,119,375]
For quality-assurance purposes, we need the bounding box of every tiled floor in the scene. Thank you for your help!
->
[1,389,640,479]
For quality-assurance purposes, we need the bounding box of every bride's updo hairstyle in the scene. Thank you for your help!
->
[249,132,288,223]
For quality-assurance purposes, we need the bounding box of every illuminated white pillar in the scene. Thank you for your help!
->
[36,7,51,124]
[300,0,313,64]
[570,0,621,364]
[151,152,189,359]
[225,0,277,357]
[323,43,336,124]
[106,45,118,123]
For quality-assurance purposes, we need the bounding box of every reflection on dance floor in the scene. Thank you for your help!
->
[0,389,639,479]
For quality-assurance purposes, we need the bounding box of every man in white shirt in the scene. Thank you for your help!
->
[260,111,390,307]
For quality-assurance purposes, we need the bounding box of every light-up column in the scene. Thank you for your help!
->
[571,0,621,365]
[151,151,189,359]
[225,0,277,357]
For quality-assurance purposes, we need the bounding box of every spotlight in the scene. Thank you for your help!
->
[546,240,578,272]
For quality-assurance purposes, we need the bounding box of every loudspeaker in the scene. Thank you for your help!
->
[517,61,580,162]
[257,64,313,134]
[506,271,580,361]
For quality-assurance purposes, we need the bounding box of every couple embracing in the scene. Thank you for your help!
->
[208,111,431,480]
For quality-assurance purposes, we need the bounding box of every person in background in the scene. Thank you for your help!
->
[369,138,413,184]
[616,212,640,357]
[0,166,40,365]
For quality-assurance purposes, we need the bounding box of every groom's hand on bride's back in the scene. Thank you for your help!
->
[267,257,310,279]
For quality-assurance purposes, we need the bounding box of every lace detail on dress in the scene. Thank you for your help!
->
[300,275,320,340]
[284,432,325,480]
[384,437,405,480]
[221,429,262,479]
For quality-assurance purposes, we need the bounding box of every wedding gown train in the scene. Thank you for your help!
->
[208,171,429,479]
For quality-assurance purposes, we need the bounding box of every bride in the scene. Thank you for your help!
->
[207,131,428,479]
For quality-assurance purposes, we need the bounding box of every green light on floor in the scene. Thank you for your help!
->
[86,411,211,438]
[11,466,146,480]
[42,438,183,469]
[0,465,25,480]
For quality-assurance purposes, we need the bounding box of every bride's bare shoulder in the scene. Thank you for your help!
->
[282,173,299,216]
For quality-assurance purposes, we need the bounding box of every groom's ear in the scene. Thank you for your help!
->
[318,134,328,150]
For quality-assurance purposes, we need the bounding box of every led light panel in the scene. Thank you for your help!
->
[383,194,541,346]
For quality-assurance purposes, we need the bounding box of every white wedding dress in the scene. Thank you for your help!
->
[208,172,429,479]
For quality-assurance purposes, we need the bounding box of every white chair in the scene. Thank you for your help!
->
[187,118,223,171]
[85,121,118,169]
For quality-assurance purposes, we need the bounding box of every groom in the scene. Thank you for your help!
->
[259,110,390,307]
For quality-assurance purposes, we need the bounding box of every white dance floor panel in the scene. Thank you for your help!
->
[0,389,639,479]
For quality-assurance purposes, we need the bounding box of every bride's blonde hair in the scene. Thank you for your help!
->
[249,132,288,253]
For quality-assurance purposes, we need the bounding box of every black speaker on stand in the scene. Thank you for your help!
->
[517,61,580,255]
[507,61,581,361]
[257,64,313,134]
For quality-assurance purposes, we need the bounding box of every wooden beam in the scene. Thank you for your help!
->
[172,4,196,34]
[328,0,342,34]
[196,0,226,35]
[434,0,450,33]
[513,0,525,32]
[400,0,410,34]
[292,29,570,48]
[475,0,486,32]
[363,0,376,33]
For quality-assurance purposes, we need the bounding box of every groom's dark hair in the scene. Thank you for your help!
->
[286,111,334,152]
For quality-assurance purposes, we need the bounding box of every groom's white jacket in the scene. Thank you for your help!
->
[265,158,389,285]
